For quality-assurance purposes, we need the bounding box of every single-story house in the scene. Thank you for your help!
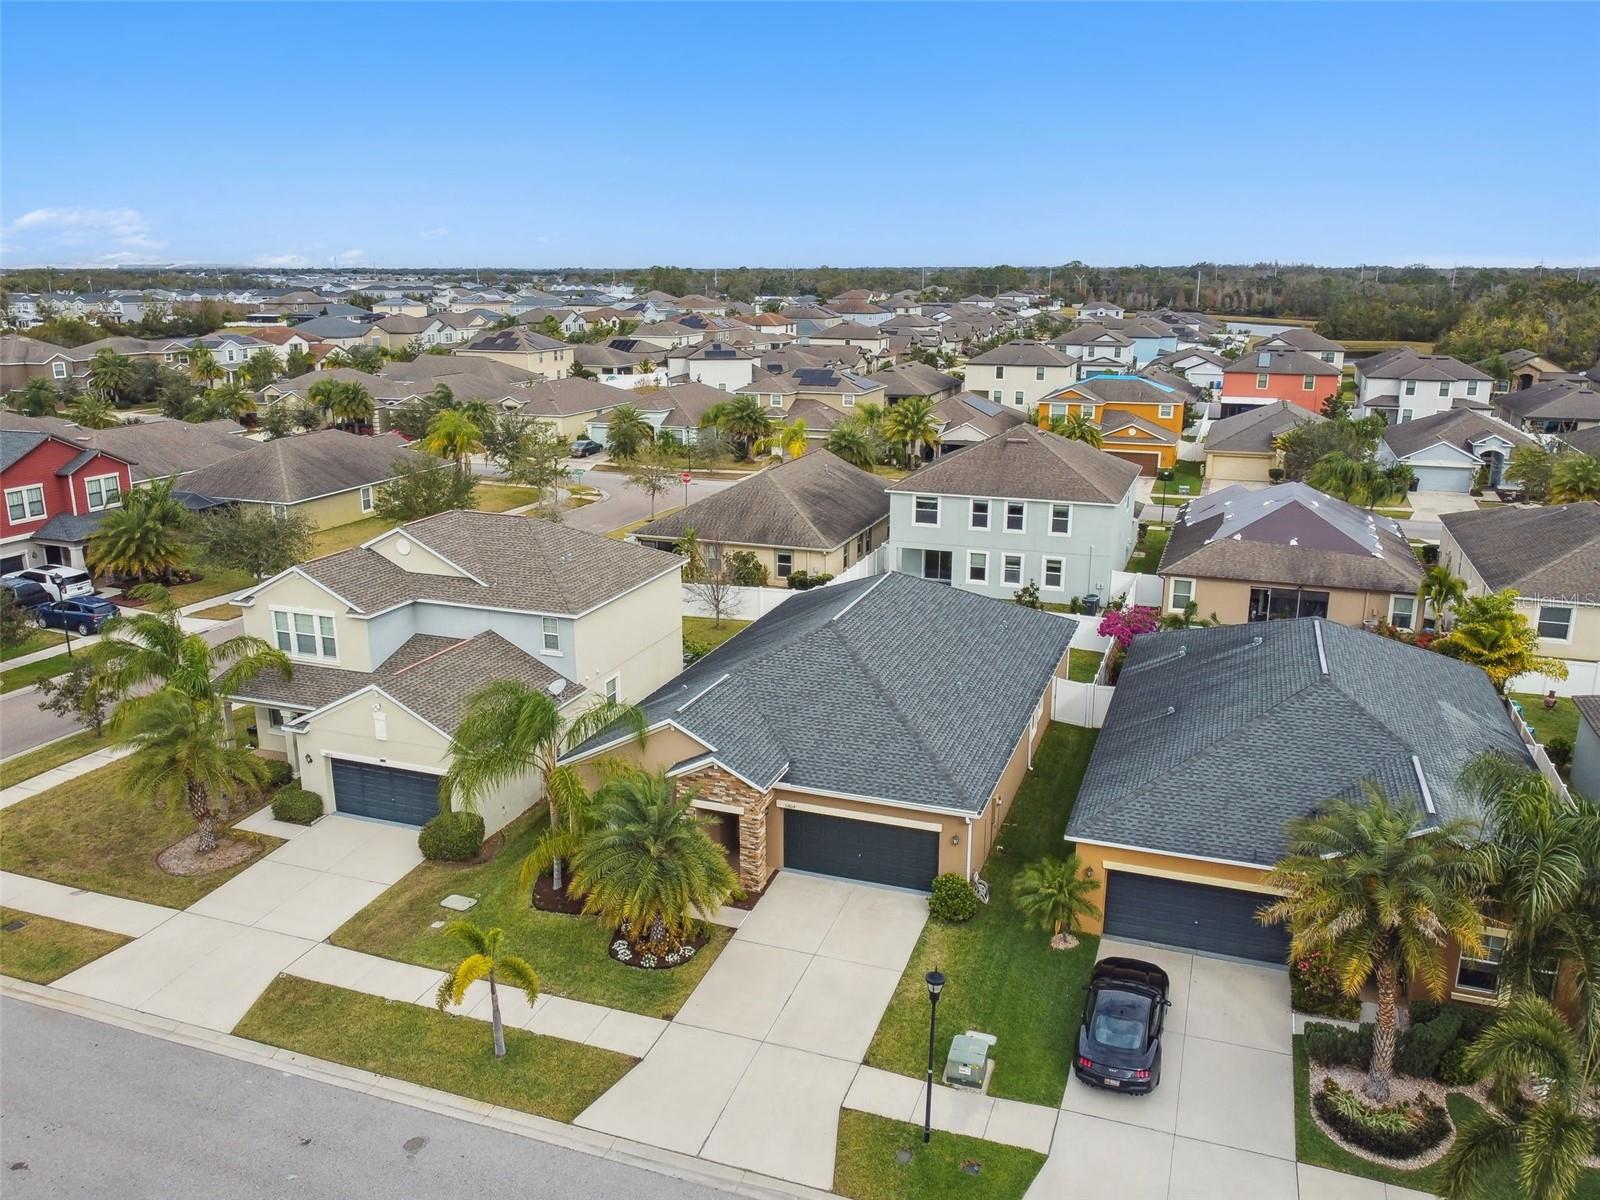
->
[931,390,1028,450]
[1376,409,1536,492]
[1203,401,1326,483]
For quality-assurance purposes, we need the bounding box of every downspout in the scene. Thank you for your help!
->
[965,816,973,880]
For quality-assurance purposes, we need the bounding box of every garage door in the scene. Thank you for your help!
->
[783,809,939,891]
[1103,872,1289,964]
[1408,464,1472,493]
[1107,450,1161,476]
[329,758,441,826]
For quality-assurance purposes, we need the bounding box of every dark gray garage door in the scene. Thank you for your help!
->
[1103,872,1289,964]
[783,809,939,891]
[330,758,441,826]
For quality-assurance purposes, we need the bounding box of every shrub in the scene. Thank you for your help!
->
[1304,1021,1373,1070]
[683,635,711,663]
[1437,1041,1481,1087]
[1291,950,1361,1020]
[263,759,295,789]
[1396,1007,1462,1079]
[810,572,833,586]
[724,550,768,587]
[1313,1079,1451,1159]
[1013,582,1042,609]
[788,570,814,590]
[928,873,980,923]
[1546,735,1573,770]
[271,785,323,825]
[1268,467,1285,482]
[418,810,485,861]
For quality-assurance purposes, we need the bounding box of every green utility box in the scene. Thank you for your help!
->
[943,1031,996,1090]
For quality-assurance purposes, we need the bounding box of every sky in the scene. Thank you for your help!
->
[2,2,1596,271]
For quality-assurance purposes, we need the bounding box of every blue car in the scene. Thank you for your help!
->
[36,596,119,635]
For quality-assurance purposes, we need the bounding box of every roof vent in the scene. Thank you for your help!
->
[1231,533,1243,540]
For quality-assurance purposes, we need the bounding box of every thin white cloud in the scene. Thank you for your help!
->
[4,206,167,258]
[336,248,367,264]
[6,206,149,237]
[417,227,450,241]
[254,253,312,269]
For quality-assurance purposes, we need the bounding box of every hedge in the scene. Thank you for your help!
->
[1304,1021,1373,1070]
[271,785,324,825]
[418,811,485,861]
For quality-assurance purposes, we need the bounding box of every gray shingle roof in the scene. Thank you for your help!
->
[1260,327,1343,353]
[179,429,413,504]
[1575,695,1600,739]
[0,429,50,472]
[1066,619,1532,866]
[1380,409,1535,461]
[1358,348,1491,383]
[1496,379,1600,423]
[569,573,1076,814]
[871,362,961,399]
[1223,348,1341,377]
[1205,401,1326,455]
[885,423,1138,505]
[633,450,887,551]
[967,340,1078,367]
[1440,502,1600,599]
[74,420,252,482]
[464,328,566,353]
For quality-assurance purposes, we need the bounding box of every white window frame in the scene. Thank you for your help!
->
[84,473,123,511]
[603,674,620,704]
[1014,391,1024,406]
[51,361,67,380]
[775,550,794,579]
[1158,404,1175,419]
[1049,503,1071,535]
[5,484,46,522]
[842,394,855,408]
[1302,374,1315,391]
[1439,381,1450,397]
[995,366,1004,380]
[1169,577,1195,612]
[1455,928,1506,995]
[969,499,989,530]
[1042,556,1064,590]
[1388,594,1416,631]
[1256,373,1268,389]
[1536,604,1573,642]
[1403,379,1417,396]
[1004,501,1025,532]
[359,485,375,513]
[1001,553,1024,586]
[967,550,988,583]
[913,495,940,527]
[1466,380,1478,396]
[1035,366,1045,381]
[1079,404,1096,419]
[540,616,562,654]
[271,606,339,663]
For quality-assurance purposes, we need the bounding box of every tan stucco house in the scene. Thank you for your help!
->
[1202,401,1325,484]
[455,327,573,379]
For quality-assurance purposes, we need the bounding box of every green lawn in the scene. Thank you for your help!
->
[0,760,279,907]
[1149,459,1203,502]
[160,565,255,609]
[0,652,78,694]
[471,481,544,513]
[309,515,393,558]
[189,603,243,621]
[1066,649,1103,683]
[1124,526,1169,574]
[866,724,1100,1106]
[833,1111,1046,1200]
[1,629,64,662]
[607,508,683,539]
[684,616,750,654]
[330,814,730,1019]
[0,906,129,984]
[234,977,634,1123]
[0,729,109,790]
[1509,693,1578,747]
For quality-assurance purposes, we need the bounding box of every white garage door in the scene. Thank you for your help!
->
[1409,464,1473,493]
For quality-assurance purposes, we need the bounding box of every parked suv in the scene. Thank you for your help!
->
[0,578,52,612]
[2,566,95,601]
[36,596,119,635]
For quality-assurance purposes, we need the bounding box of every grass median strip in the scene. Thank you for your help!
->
[833,1111,1046,1200]
[234,976,635,1123]
[0,729,108,790]
[1,653,78,694]
[0,906,129,984]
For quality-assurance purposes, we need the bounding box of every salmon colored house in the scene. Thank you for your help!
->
[1220,349,1340,418]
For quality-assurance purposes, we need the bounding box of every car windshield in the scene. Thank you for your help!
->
[1090,991,1150,1051]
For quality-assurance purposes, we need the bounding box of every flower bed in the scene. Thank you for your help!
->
[607,922,712,971]
[1291,951,1362,1020]
[1313,1077,1452,1161]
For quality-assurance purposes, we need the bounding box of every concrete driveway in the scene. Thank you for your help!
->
[576,872,927,1189]
[53,815,422,1032]
[1028,939,1300,1199]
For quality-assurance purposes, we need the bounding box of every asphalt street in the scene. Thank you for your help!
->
[0,997,734,1200]
[563,468,738,535]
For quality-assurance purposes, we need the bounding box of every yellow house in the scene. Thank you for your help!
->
[455,327,572,379]
[1041,376,1187,475]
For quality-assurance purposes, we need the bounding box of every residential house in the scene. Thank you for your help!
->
[964,341,1080,413]
[48,417,251,485]
[675,294,728,316]
[1354,348,1493,423]
[1377,409,1536,492]
[287,316,378,349]
[1221,348,1341,417]
[1048,326,1135,376]
[1490,349,1568,393]
[1077,301,1125,321]
[1258,327,1346,371]
[1,429,134,574]
[244,325,325,365]
[1495,377,1600,435]
[732,312,799,337]
[455,327,573,379]
[1040,375,1188,475]
[227,511,683,833]
[652,380,741,446]
[1065,617,1531,976]
[930,391,1028,451]
[804,322,892,364]
[1573,697,1600,802]
[573,343,667,388]
[1158,482,1423,628]
[1093,318,1178,367]
[1148,347,1226,394]
[1203,401,1326,484]
[560,572,1074,892]
[633,450,889,582]
[870,362,961,405]
[510,377,634,440]
[628,322,704,352]
[1438,503,1600,695]
[0,334,83,392]
[886,424,1138,600]
[665,341,758,392]
[827,298,891,326]
[778,306,843,337]
[373,297,430,317]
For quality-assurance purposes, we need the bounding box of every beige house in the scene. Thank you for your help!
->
[633,449,889,583]
[455,327,572,378]
[1202,401,1325,483]
[179,429,414,529]
[227,510,683,832]
[504,376,632,440]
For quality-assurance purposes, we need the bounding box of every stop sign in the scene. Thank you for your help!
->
[680,472,692,483]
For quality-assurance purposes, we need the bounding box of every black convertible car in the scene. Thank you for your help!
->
[1074,957,1171,1094]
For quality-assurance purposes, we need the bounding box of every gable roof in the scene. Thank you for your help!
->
[71,419,252,482]
[1066,619,1531,866]
[462,327,566,354]
[1358,348,1491,383]
[1223,348,1341,377]
[633,450,887,550]
[1054,374,1183,410]
[932,390,1027,438]
[1380,409,1535,461]
[871,362,961,399]
[1496,378,1600,422]
[567,573,1076,815]
[1205,401,1326,455]
[885,423,1138,505]
[967,340,1077,368]
[510,376,632,418]
[0,429,51,472]
[1439,503,1600,599]
[1259,327,1343,353]
[179,429,413,504]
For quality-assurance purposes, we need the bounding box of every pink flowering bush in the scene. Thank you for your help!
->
[1097,605,1161,649]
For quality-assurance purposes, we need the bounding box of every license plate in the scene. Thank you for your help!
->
[1102,1078,1120,1087]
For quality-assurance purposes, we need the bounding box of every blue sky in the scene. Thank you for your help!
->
[2,2,1595,270]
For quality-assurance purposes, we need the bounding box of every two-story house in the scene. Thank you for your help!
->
[1148,347,1226,394]
[665,341,758,392]
[227,510,684,832]
[963,341,1080,412]
[886,424,1138,601]
[455,327,573,379]
[1039,374,1187,475]
[1258,327,1346,371]
[0,429,134,574]
[1048,326,1135,376]
[1220,348,1341,417]
[1354,348,1493,423]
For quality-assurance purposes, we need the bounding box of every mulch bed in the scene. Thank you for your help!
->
[531,872,588,915]
[725,879,768,911]
[607,924,714,970]
[156,833,263,877]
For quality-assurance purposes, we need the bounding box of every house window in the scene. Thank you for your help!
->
[1042,557,1064,590]
[1002,554,1023,585]
[970,499,989,529]
[84,474,122,511]
[776,550,794,578]
[1158,404,1175,420]
[1014,391,1024,406]
[968,551,988,583]
[1249,587,1330,621]
[267,708,285,729]
[5,484,46,521]
[359,485,374,513]
[1035,367,1045,381]
[273,610,337,660]
[1079,404,1096,419]
[995,366,1004,379]
[51,361,67,379]
[768,395,783,408]
[914,496,939,526]
[1403,380,1417,396]
[604,675,619,704]
[1169,577,1195,612]
[541,616,561,653]
[1455,929,1506,994]
[1256,373,1269,389]
[1438,382,1451,398]
[1050,504,1071,535]
[1321,352,1335,363]
[1005,501,1025,531]
[1302,374,1316,391]
[991,390,1003,403]
[1537,605,1573,641]
[1389,594,1416,630]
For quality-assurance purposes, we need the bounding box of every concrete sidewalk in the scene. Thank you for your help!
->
[0,743,131,810]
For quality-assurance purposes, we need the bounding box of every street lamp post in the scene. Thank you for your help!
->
[923,969,945,1144]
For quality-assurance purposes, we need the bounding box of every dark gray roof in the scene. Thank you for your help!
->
[33,512,108,543]
[967,340,1078,367]
[1358,348,1491,383]
[886,423,1138,505]
[932,391,1027,438]
[1560,425,1600,456]
[1205,401,1326,455]
[633,450,887,551]
[568,573,1076,814]
[1052,374,1184,410]
[464,327,566,353]
[0,430,50,472]
[1159,482,1422,593]
[1575,695,1600,739]
[1260,327,1343,353]
[1066,619,1532,866]
[1440,503,1600,599]
[1380,409,1535,461]
[179,429,413,504]
[1496,379,1600,423]
[75,420,252,482]
[1223,348,1341,377]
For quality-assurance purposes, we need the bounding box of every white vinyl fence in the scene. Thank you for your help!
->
[1507,658,1600,699]
[681,583,795,621]
[1507,698,1572,801]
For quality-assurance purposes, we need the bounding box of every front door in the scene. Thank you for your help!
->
[921,549,952,583]
[42,545,68,567]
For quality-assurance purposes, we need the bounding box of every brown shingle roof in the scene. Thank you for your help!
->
[885,424,1138,505]
[1205,401,1326,455]
[180,429,412,504]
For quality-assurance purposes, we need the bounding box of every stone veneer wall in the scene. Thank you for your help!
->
[676,765,773,892]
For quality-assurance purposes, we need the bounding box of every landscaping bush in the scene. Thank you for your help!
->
[1313,1079,1451,1159]
[683,636,711,664]
[1437,1041,1481,1087]
[263,759,295,789]
[1396,1007,1462,1079]
[1547,735,1573,771]
[1291,949,1361,1020]
[1304,1021,1373,1070]
[928,873,980,923]
[271,785,324,825]
[724,551,768,587]
[418,811,485,861]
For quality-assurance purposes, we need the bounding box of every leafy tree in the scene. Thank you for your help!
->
[0,590,32,650]
[723,550,768,586]
[87,477,188,583]
[1509,444,1556,501]
[1434,589,1569,690]
[1011,854,1100,943]
[372,452,474,522]
[624,445,676,517]
[1048,411,1104,447]
[701,394,771,460]
[1014,581,1043,608]
[824,420,879,470]
[242,348,280,390]
[192,381,255,423]
[187,344,223,389]
[342,343,385,374]
[1549,453,1600,502]
[674,526,706,580]
[434,921,540,1060]
[682,424,729,470]
[9,377,58,415]
[66,392,118,429]
[86,348,133,404]
[753,417,808,459]
[443,681,646,894]
[1306,451,1414,508]
[35,658,109,735]
[259,400,296,440]
[421,407,481,470]
[884,394,941,464]
[1275,416,1385,481]
[1415,565,1468,631]
[1261,785,1485,1101]
[605,404,653,461]
[497,419,573,518]
[191,504,315,581]
[283,346,313,378]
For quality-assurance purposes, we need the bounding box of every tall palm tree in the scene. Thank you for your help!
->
[825,420,879,470]
[442,682,646,894]
[1549,453,1600,503]
[1261,784,1485,1101]
[854,400,887,434]
[1415,565,1468,632]
[327,380,374,431]
[434,921,540,1059]
[10,377,58,416]
[754,417,808,459]
[187,344,223,390]
[702,394,771,460]
[242,348,280,391]
[1435,589,1568,691]
[1435,995,1597,1200]
[567,768,738,951]
[113,689,269,853]
[884,394,941,465]
[422,407,482,471]
[202,381,257,423]
[86,478,187,584]
[1048,412,1104,447]
[87,348,133,405]
[1306,452,1414,508]
[605,404,654,461]
[66,392,119,430]
[1011,854,1101,943]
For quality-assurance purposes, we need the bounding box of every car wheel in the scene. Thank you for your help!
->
[77,622,91,635]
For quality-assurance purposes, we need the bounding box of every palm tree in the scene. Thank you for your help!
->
[1306,452,1414,508]
[10,377,58,416]
[1048,412,1104,447]
[1435,995,1597,1200]
[1549,453,1600,503]
[1011,855,1101,945]
[702,394,771,460]
[566,768,738,951]
[86,478,188,584]
[754,417,808,459]
[1434,590,1569,691]
[203,381,257,423]
[187,344,223,390]
[66,392,119,430]
[327,381,373,431]
[1415,565,1468,632]
[434,921,540,1059]
[675,526,706,580]
[1262,784,1485,1101]
[422,407,482,471]
[242,348,280,391]
[884,394,941,465]
[605,404,654,461]
[825,420,879,470]
[87,348,133,404]
[443,681,646,894]
[113,689,269,853]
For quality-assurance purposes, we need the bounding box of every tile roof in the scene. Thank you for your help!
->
[1205,401,1326,455]
[1380,409,1535,461]
[1439,502,1600,599]
[1066,619,1532,866]
[180,429,413,504]
[885,423,1138,505]
[633,450,887,550]
[569,573,1075,814]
